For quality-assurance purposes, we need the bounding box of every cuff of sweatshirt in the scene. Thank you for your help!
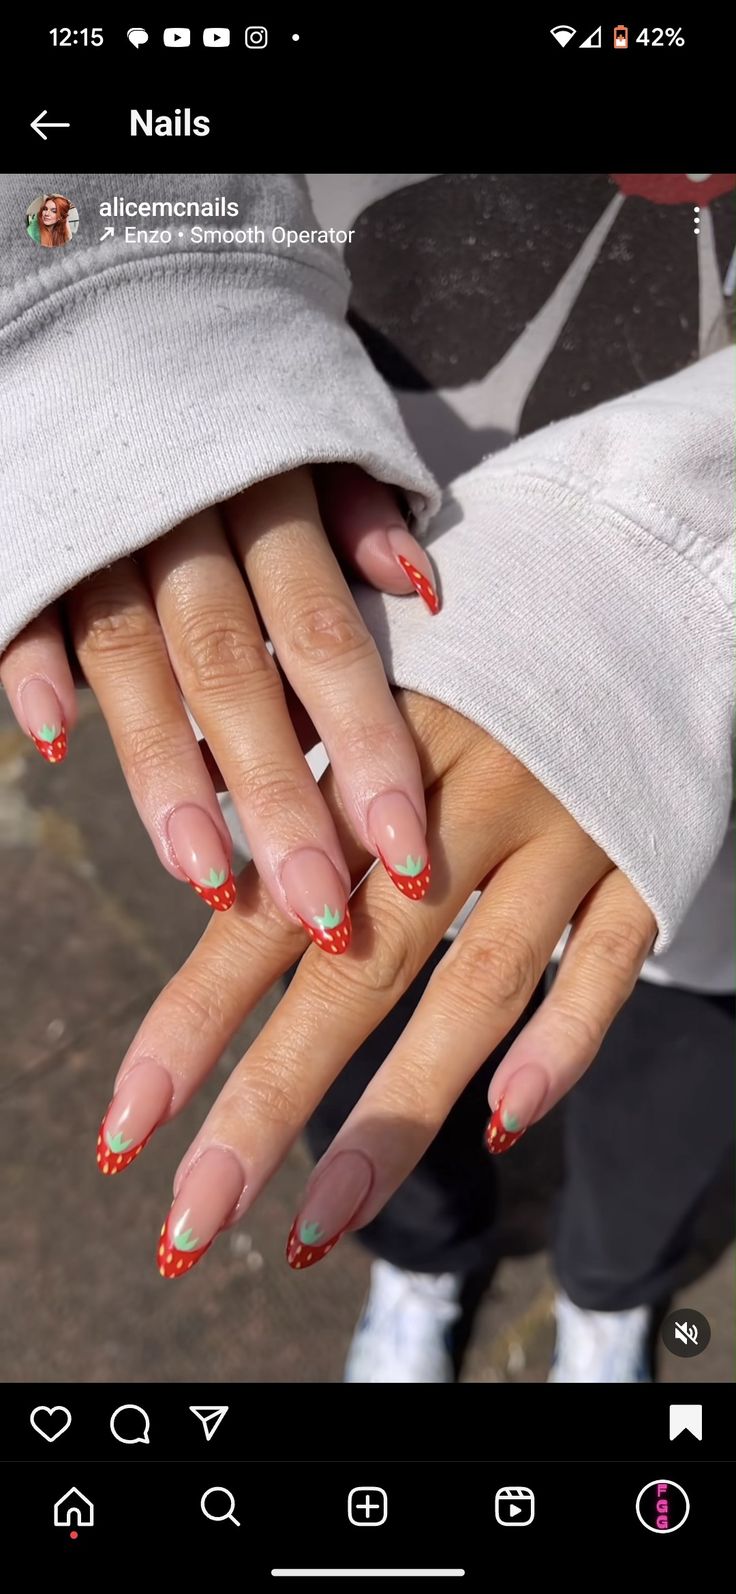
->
[0,252,439,652]
[354,470,733,951]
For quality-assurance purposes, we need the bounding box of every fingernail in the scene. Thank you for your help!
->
[286,1150,373,1270]
[367,791,431,900]
[157,1146,245,1280]
[97,1060,173,1175]
[485,1064,548,1155]
[168,804,236,911]
[20,678,68,764]
[386,527,440,615]
[281,848,351,954]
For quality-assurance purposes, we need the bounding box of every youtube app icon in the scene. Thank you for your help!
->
[163,28,190,47]
[204,28,230,47]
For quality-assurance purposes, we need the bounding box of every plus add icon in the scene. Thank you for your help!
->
[348,1486,388,1526]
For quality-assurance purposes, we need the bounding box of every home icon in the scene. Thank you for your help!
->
[54,1487,94,1529]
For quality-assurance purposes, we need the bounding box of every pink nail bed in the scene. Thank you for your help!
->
[158,1147,245,1279]
[98,1059,172,1175]
[168,805,236,910]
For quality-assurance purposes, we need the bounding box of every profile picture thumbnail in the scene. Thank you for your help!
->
[26,193,79,248]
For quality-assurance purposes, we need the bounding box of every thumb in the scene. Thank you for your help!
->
[314,464,440,615]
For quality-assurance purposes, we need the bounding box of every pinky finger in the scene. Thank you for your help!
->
[0,608,77,765]
[315,464,440,613]
[485,871,657,1152]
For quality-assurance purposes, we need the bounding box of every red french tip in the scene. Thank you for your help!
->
[296,906,352,955]
[189,869,237,912]
[379,851,432,902]
[396,555,440,616]
[485,1101,527,1156]
[156,1217,212,1280]
[286,1218,341,1271]
[31,724,68,764]
[96,1118,152,1176]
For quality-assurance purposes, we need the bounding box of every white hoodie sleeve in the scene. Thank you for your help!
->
[0,172,439,653]
[354,349,734,950]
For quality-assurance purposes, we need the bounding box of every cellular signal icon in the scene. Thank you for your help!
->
[550,24,577,47]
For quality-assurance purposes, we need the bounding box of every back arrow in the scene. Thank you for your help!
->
[31,111,71,141]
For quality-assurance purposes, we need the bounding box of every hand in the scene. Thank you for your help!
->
[1,467,438,948]
[96,689,656,1278]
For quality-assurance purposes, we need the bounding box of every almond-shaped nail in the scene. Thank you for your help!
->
[485,1064,548,1155]
[286,1150,373,1270]
[368,791,431,900]
[281,847,351,954]
[386,527,440,615]
[158,1146,245,1279]
[168,804,236,911]
[20,678,68,764]
[97,1060,173,1175]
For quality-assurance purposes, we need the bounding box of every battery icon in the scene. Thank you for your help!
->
[614,24,628,47]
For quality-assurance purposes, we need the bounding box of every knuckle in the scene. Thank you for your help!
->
[551,998,603,1058]
[118,717,178,785]
[378,1063,447,1133]
[580,918,652,981]
[313,904,418,1006]
[227,1056,308,1131]
[438,928,539,1014]
[351,912,418,1000]
[175,609,280,698]
[287,593,374,670]
[166,973,228,1041]
[338,715,411,769]
[77,594,155,661]
[233,763,310,826]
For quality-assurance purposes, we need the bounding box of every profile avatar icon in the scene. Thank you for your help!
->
[26,193,79,247]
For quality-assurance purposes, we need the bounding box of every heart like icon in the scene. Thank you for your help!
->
[30,1405,72,1443]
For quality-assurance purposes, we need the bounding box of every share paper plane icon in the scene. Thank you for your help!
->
[189,1405,229,1441]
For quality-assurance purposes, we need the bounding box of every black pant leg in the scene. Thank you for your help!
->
[302,943,544,1274]
[554,979,735,1311]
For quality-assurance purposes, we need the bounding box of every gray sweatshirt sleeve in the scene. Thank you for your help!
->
[0,173,439,652]
[354,349,734,951]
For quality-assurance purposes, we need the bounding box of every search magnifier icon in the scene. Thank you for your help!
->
[200,1487,240,1526]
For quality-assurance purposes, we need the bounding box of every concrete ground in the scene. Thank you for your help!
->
[0,695,732,1384]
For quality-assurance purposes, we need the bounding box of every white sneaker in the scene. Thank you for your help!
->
[548,1289,652,1383]
[344,1260,463,1383]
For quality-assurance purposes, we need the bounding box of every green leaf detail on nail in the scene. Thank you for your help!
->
[314,904,342,931]
[502,1111,522,1132]
[37,724,59,743]
[395,855,425,877]
[107,1132,134,1154]
[174,1227,201,1252]
[299,1220,325,1246]
[201,868,227,888]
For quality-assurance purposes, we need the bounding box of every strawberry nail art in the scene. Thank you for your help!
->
[31,721,68,764]
[97,1061,171,1177]
[380,850,432,902]
[157,1218,212,1279]
[157,1147,244,1280]
[485,1099,527,1156]
[286,1217,341,1270]
[190,867,236,912]
[286,1151,372,1271]
[396,554,440,615]
[97,1118,152,1176]
[297,903,352,955]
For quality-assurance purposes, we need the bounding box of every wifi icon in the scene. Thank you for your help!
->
[550,24,577,46]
